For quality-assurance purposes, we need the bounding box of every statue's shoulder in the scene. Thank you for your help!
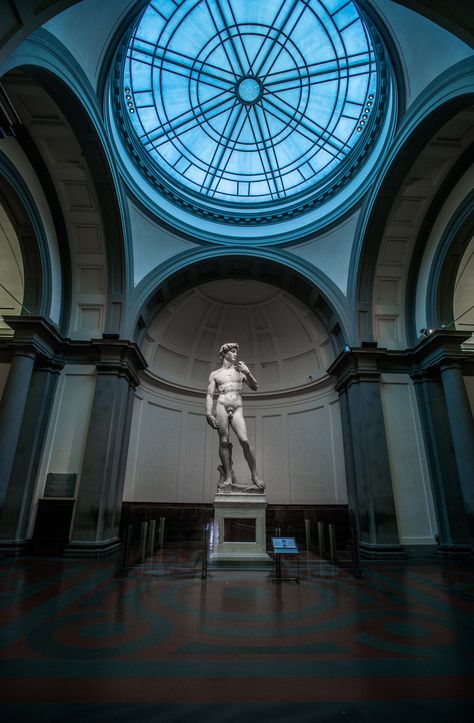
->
[208,368,221,384]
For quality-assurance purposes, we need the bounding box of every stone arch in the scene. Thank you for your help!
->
[355,91,474,348]
[0,152,52,319]
[132,253,352,357]
[426,190,474,331]
[124,254,349,508]
[1,65,127,337]
[0,1,81,66]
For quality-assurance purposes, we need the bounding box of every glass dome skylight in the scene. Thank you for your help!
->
[117,0,386,222]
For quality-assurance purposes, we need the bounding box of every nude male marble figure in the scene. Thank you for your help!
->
[206,342,264,491]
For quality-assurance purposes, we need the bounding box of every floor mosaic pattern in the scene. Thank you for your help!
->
[1,551,473,722]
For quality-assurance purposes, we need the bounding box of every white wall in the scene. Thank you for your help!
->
[380,373,437,546]
[124,381,347,506]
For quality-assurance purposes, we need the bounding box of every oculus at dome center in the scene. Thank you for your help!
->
[115,0,389,223]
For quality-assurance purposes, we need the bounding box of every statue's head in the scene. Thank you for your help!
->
[219,342,239,360]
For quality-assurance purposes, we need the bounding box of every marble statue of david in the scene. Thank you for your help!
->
[206,342,265,492]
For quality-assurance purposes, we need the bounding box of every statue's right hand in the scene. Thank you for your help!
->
[206,414,218,429]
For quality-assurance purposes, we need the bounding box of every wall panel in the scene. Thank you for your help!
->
[138,402,183,502]
[262,415,285,503]
[124,382,347,505]
[30,365,96,535]
[380,374,437,545]
[182,412,207,502]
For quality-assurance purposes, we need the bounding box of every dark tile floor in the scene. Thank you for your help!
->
[1,550,473,722]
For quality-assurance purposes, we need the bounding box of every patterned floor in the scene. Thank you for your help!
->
[1,550,473,722]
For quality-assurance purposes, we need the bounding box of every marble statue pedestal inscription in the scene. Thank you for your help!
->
[210,494,271,565]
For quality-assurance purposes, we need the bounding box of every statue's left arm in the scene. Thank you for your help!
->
[237,361,258,391]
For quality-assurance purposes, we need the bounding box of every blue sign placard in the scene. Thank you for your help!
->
[272,537,298,554]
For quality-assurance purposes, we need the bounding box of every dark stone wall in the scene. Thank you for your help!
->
[120,502,350,551]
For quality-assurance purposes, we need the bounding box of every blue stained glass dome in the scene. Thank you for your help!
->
[116,0,386,222]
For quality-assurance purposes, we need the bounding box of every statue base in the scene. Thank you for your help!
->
[210,493,272,566]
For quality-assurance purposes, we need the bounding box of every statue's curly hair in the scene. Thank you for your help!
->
[219,342,239,359]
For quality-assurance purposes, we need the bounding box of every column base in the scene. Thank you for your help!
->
[63,537,122,558]
[437,543,472,558]
[209,551,273,566]
[359,541,407,559]
[0,538,28,556]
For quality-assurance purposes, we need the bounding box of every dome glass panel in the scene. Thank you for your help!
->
[117,0,386,222]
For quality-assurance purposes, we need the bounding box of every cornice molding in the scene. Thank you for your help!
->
[1,316,147,387]
[328,330,474,392]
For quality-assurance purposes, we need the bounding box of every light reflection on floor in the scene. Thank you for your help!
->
[0,550,473,722]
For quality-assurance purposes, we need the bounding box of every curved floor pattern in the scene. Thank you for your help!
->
[0,551,473,722]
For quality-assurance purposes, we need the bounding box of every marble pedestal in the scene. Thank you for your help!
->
[210,493,272,565]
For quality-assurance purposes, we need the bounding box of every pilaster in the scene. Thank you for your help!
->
[328,346,404,558]
[0,316,63,540]
[410,331,474,554]
[65,339,146,557]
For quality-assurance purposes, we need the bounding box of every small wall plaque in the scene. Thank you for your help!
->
[43,473,77,499]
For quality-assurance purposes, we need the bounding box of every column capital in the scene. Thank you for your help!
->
[411,330,473,371]
[2,317,148,386]
[328,345,386,393]
[3,315,63,361]
[91,338,147,388]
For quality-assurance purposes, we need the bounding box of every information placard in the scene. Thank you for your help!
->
[272,537,298,554]
[43,473,77,499]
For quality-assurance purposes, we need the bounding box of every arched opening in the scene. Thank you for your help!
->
[0,159,51,325]
[425,190,474,345]
[135,255,349,352]
[1,66,127,338]
[0,202,24,335]
[355,95,474,347]
[124,269,347,510]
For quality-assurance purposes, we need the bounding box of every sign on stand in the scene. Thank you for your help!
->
[271,537,299,583]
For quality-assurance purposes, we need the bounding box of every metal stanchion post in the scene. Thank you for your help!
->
[304,518,311,551]
[148,519,156,557]
[328,523,336,564]
[317,520,326,559]
[139,521,148,563]
[116,524,132,578]
[201,523,208,580]
[158,517,165,549]
[349,510,362,578]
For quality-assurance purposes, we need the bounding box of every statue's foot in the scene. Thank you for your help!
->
[252,475,265,490]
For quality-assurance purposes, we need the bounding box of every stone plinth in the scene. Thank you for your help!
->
[210,493,271,565]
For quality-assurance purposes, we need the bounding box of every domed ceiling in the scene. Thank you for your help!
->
[144,279,335,392]
[113,0,390,228]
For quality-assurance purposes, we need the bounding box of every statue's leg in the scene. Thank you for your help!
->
[231,408,264,488]
[215,403,232,485]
